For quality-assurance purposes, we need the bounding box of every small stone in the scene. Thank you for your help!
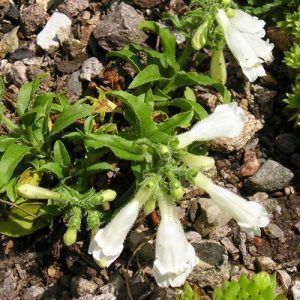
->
[256,256,276,271]
[185,231,202,243]
[294,221,300,234]
[71,276,97,297]
[189,240,230,288]
[9,61,28,85]
[99,273,126,300]
[276,133,299,154]
[93,2,147,51]
[37,12,72,52]
[277,270,291,290]
[210,110,263,152]
[36,0,57,11]
[131,0,163,8]
[193,198,232,237]
[265,223,284,239]
[246,160,294,192]
[239,150,260,177]
[67,71,83,97]
[10,48,34,61]
[253,237,264,247]
[248,192,281,214]
[221,237,239,260]
[24,285,45,299]
[80,57,103,81]
[239,232,254,270]
[58,0,89,17]
[292,280,300,300]
[208,225,232,241]
[0,26,19,59]
[56,60,82,74]
[252,84,277,116]
[21,4,49,34]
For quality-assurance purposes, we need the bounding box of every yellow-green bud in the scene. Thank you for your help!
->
[101,189,117,202]
[143,197,156,215]
[170,179,184,200]
[96,259,106,268]
[63,227,78,246]
[181,153,215,171]
[17,184,60,200]
[222,0,231,5]
[226,8,235,18]
[191,20,210,50]
[210,49,227,84]
[159,145,169,155]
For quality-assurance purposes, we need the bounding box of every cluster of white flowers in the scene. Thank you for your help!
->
[89,103,270,287]
[216,9,274,82]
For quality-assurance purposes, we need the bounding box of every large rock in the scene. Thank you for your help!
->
[210,110,263,152]
[93,2,147,51]
[193,198,232,237]
[245,159,294,192]
[188,240,230,288]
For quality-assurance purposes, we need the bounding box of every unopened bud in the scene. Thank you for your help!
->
[210,49,227,84]
[226,8,235,18]
[143,197,156,215]
[96,259,106,268]
[63,227,77,246]
[192,20,209,50]
[101,189,117,202]
[181,153,215,171]
[17,184,60,200]
[170,179,184,200]
[222,0,231,5]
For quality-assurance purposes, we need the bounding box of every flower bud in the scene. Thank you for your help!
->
[222,0,231,5]
[210,49,227,84]
[101,189,117,202]
[226,8,235,18]
[143,197,156,215]
[63,227,77,246]
[191,20,209,50]
[181,153,215,171]
[170,179,184,200]
[17,184,60,200]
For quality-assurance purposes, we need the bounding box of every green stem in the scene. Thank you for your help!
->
[178,42,194,69]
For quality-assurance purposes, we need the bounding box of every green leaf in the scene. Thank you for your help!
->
[51,102,92,136]
[77,162,115,176]
[167,98,208,120]
[128,64,167,89]
[158,110,194,134]
[109,91,158,138]
[0,144,30,189]
[85,134,144,161]
[139,21,178,71]
[54,140,71,167]
[0,201,48,237]
[108,46,144,72]
[16,74,47,117]
[163,71,231,102]
[0,136,17,152]
[39,162,64,179]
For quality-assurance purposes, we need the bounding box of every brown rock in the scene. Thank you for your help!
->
[239,150,260,177]
[21,4,49,34]
[132,0,163,8]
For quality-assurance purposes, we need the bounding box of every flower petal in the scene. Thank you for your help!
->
[230,9,266,35]
[176,103,247,148]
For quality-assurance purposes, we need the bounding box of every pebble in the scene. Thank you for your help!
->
[36,0,56,11]
[24,285,45,299]
[0,26,19,59]
[37,12,72,52]
[221,237,239,260]
[57,0,89,17]
[10,48,34,61]
[265,223,284,238]
[193,198,232,237]
[292,280,300,300]
[277,270,291,290]
[9,61,28,85]
[246,159,294,192]
[80,58,103,81]
[185,231,202,243]
[4,3,20,21]
[93,2,148,51]
[256,256,276,271]
[239,150,260,177]
[71,276,98,297]
[21,4,49,34]
[131,0,163,8]
[67,71,83,97]
[294,221,300,234]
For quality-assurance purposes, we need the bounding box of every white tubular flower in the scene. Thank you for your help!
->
[176,103,247,149]
[193,172,270,236]
[216,9,274,82]
[88,182,155,267]
[153,194,199,287]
